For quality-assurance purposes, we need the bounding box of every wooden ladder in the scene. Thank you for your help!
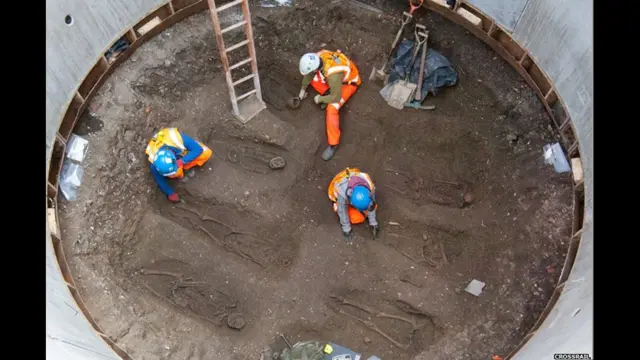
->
[206,0,266,123]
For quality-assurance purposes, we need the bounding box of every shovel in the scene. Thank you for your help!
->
[414,30,429,102]
[385,25,428,110]
[369,11,413,83]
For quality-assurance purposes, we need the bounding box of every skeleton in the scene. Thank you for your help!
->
[383,168,467,207]
[171,204,275,268]
[139,268,237,326]
[329,294,429,350]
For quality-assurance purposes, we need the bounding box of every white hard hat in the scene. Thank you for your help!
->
[299,53,320,75]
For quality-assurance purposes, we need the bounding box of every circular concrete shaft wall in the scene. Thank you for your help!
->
[45,0,592,359]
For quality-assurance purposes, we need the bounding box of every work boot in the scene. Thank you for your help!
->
[322,145,338,161]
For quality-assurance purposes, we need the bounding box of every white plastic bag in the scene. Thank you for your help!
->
[543,142,571,173]
[66,134,89,163]
[59,158,84,201]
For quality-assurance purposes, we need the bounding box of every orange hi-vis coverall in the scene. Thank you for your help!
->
[308,50,361,146]
[328,167,378,233]
[145,127,213,180]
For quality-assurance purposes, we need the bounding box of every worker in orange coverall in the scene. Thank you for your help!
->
[328,167,380,242]
[297,50,362,160]
[145,127,213,203]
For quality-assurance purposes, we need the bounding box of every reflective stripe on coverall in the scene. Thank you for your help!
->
[310,50,361,146]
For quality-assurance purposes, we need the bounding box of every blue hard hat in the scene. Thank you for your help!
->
[350,185,372,211]
[153,148,178,176]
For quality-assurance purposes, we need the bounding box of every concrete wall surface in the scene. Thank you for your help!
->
[465,0,529,32]
[46,222,121,359]
[45,0,166,163]
[45,0,593,359]
[508,0,593,357]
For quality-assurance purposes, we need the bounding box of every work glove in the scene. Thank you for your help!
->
[298,89,308,100]
[168,193,181,203]
[314,94,321,104]
[343,230,353,243]
[369,224,381,239]
[176,159,184,168]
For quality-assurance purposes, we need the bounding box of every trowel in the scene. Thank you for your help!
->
[385,25,429,110]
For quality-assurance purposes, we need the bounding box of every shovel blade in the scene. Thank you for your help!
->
[386,81,417,110]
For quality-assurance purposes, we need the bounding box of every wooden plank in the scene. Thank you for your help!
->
[456,7,482,27]
[232,73,254,86]
[59,90,85,140]
[47,208,60,238]
[137,16,162,35]
[172,0,201,12]
[225,39,249,53]
[52,237,75,286]
[571,157,583,183]
[545,88,558,107]
[571,181,585,235]
[229,57,253,70]
[47,181,58,198]
[221,20,246,34]
[494,28,525,59]
[78,57,109,98]
[216,0,243,12]
[134,4,172,36]
[236,88,257,101]
[568,141,579,156]
[459,2,494,32]
[527,61,552,96]
[48,137,66,188]
[125,28,137,43]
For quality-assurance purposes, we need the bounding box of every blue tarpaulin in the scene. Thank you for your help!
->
[387,39,458,101]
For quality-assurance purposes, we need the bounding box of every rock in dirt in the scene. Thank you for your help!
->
[227,313,245,330]
[286,97,301,110]
[269,156,286,169]
[463,191,475,204]
[506,133,518,142]
[364,337,371,344]
[124,130,135,142]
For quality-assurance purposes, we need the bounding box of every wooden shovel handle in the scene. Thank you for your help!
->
[415,32,429,101]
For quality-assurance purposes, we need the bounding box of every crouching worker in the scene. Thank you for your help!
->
[328,167,380,242]
[297,49,361,160]
[145,127,213,203]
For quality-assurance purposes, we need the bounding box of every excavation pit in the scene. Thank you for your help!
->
[56,2,574,359]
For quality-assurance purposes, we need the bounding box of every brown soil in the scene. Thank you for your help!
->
[57,1,573,359]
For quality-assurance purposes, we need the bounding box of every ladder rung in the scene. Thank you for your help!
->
[229,57,253,70]
[225,39,249,53]
[216,0,243,12]
[222,20,247,34]
[235,89,257,102]
[233,73,255,86]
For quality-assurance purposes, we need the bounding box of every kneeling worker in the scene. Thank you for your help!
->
[297,49,362,160]
[328,167,380,241]
[145,127,213,202]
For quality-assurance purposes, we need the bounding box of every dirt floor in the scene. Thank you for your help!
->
[57,1,574,359]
